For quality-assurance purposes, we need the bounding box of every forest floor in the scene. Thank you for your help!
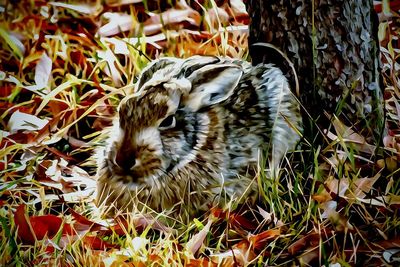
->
[0,1,399,266]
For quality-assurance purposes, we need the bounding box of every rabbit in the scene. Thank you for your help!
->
[95,55,302,216]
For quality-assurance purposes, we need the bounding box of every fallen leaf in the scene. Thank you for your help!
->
[352,172,381,199]
[8,110,49,133]
[257,206,272,223]
[69,208,105,232]
[14,204,35,244]
[24,52,52,93]
[210,240,256,266]
[143,8,201,35]
[323,176,349,199]
[49,2,103,16]
[229,212,257,230]
[83,235,119,250]
[288,233,321,255]
[0,28,25,58]
[319,200,337,219]
[186,258,217,267]
[30,215,74,239]
[100,217,129,236]
[298,249,320,266]
[206,6,230,28]
[229,0,248,18]
[104,254,132,267]
[210,207,226,219]
[14,204,74,244]
[129,236,149,252]
[97,48,123,86]
[105,0,143,6]
[185,217,214,255]
[248,228,281,250]
[131,214,172,233]
[328,115,376,154]
[98,12,136,37]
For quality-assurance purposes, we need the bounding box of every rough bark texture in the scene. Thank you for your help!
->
[246,0,384,145]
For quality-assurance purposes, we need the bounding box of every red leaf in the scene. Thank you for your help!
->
[70,50,86,68]
[210,207,226,219]
[34,160,55,182]
[374,1,400,13]
[45,245,55,253]
[31,215,74,239]
[45,146,76,162]
[83,236,118,250]
[0,84,13,97]
[14,204,36,244]
[5,132,37,144]
[0,162,5,171]
[229,213,257,230]
[69,208,103,232]
[62,223,75,236]
[30,216,59,240]
[107,217,129,236]
[14,204,75,244]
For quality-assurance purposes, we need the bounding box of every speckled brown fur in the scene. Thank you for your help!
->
[95,56,302,217]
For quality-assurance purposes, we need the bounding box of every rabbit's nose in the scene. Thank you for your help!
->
[115,150,136,172]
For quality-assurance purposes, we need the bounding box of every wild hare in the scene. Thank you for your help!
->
[95,56,302,217]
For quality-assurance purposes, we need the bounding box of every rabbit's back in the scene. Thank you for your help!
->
[214,62,301,191]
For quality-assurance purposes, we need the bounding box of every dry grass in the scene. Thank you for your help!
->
[0,1,399,266]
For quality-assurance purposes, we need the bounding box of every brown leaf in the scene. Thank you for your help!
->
[210,240,257,266]
[328,115,376,154]
[186,258,217,267]
[248,228,281,250]
[45,146,76,162]
[288,233,321,255]
[352,172,381,199]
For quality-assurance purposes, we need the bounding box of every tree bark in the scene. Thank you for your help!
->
[246,0,384,147]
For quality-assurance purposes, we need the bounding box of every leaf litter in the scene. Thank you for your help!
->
[0,0,399,266]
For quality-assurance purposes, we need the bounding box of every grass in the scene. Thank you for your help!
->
[0,0,399,266]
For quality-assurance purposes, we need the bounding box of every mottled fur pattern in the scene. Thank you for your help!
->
[96,56,302,215]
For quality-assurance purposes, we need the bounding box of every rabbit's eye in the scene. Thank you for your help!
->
[159,115,176,130]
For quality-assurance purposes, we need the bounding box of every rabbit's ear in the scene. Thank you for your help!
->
[136,58,179,91]
[184,65,242,110]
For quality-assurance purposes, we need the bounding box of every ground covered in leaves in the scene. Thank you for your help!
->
[0,1,399,266]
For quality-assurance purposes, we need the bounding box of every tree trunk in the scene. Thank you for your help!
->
[246,0,384,147]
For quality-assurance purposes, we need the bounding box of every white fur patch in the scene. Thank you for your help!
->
[136,127,163,155]
[98,119,124,163]
[163,78,192,94]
